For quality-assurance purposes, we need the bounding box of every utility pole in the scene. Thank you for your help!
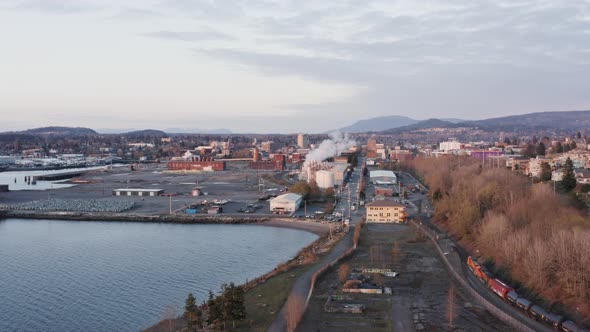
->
[169,194,172,214]
[348,185,351,221]
[304,200,307,216]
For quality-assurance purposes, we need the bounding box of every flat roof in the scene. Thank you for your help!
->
[272,193,302,202]
[369,170,396,178]
[366,200,404,207]
[113,188,163,192]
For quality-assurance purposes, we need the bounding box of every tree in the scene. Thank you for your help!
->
[221,283,246,328]
[540,162,552,182]
[308,179,321,200]
[290,181,311,199]
[577,131,582,139]
[536,142,546,156]
[562,157,577,191]
[324,187,335,200]
[555,142,564,153]
[523,144,536,158]
[207,290,222,325]
[185,293,201,331]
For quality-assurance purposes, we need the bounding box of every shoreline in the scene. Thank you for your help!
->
[0,210,331,236]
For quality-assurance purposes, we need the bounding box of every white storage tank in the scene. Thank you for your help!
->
[315,170,335,189]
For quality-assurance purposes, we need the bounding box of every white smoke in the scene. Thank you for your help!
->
[304,132,356,165]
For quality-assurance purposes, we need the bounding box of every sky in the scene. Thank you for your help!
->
[1,0,589,133]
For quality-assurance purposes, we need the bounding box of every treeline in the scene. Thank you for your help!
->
[409,156,590,321]
[183,283,246,331]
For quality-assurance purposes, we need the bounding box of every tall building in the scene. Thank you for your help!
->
[297,134,309,149]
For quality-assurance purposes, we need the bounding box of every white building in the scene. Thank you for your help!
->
[439,140,462,152]
[370,170,397,185]
[270,193,303,214]
[297,134,309,149]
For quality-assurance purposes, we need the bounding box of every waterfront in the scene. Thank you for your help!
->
[0,166,106,191]
[0,218,318,332]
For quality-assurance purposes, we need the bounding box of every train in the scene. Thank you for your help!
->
[466,256,588,332]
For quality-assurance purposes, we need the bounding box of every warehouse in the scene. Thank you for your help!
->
[112,188,164,197]
[369,170,397,185]
[270,193,302,214]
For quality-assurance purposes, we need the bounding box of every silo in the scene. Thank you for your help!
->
[315,170,335,189]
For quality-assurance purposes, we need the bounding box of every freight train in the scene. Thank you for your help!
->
[466,256,588,332]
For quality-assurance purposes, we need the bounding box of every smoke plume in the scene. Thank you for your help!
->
[304,132,356,165]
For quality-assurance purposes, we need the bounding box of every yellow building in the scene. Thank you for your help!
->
[366,200,406,223]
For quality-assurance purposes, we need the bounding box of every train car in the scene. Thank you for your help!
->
[467,256,480,272]
[561,320,590,332]
[515,297,534,313]
[488,278,514,299]
[543,312,565,329]
[506,290,519,306]
[530,305,549,322]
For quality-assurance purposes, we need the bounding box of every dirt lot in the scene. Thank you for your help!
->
[297,223,515,332]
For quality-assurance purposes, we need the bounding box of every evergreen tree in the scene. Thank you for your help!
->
[540,162,552,182]
[555,142,564,153]
[536,142,546,156]
[207,290,222,325]
[185,293,199,331]
[577,131,582,139]
[562,157,577,191]
[221,283,247,328]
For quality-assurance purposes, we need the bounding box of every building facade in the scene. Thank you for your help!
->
[366,201,405,223]
[297,134,309,149]
[270,193,302,214]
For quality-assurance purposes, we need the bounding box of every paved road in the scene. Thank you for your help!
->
[268,157,364,332]
[267,226,354,332]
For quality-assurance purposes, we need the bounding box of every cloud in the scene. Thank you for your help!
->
[144,30,236,42]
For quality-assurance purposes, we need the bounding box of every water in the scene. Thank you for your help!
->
[0,167,106,191]
[0,218,317,331]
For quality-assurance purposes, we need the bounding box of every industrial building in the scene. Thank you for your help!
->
[366,200,405,223]
[112,188,164,197]
[250,154,286,171]
[303,161,349,187]
[315,170,335,189]
[270,193,302,214]
[167,159,226,171]
[370,170,397,185]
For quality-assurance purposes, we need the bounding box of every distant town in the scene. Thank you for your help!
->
[2,111,590,332]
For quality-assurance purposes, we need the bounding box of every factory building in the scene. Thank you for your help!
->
[297,134,309,149]
[370,170,397,185]
[270,193,303,214]
[167,159,226,171]
[315,170,335,189]
[330,163,349,186]
[250,154,286,171]
[390,150,413,162]
[113,188,164,197]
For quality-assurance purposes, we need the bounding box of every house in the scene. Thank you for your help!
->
[366,200,405,223]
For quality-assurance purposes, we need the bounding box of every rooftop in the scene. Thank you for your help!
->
[366,200,404,208]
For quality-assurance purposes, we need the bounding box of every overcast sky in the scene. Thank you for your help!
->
[1,0,589,133]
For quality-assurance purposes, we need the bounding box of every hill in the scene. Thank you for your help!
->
[22,126,97,136]
[381,118,458,134]
[124,129,168,136]
[459,110,590,131]
[338,115,418,133]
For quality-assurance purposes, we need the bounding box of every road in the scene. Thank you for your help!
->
[268,157,365,332]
